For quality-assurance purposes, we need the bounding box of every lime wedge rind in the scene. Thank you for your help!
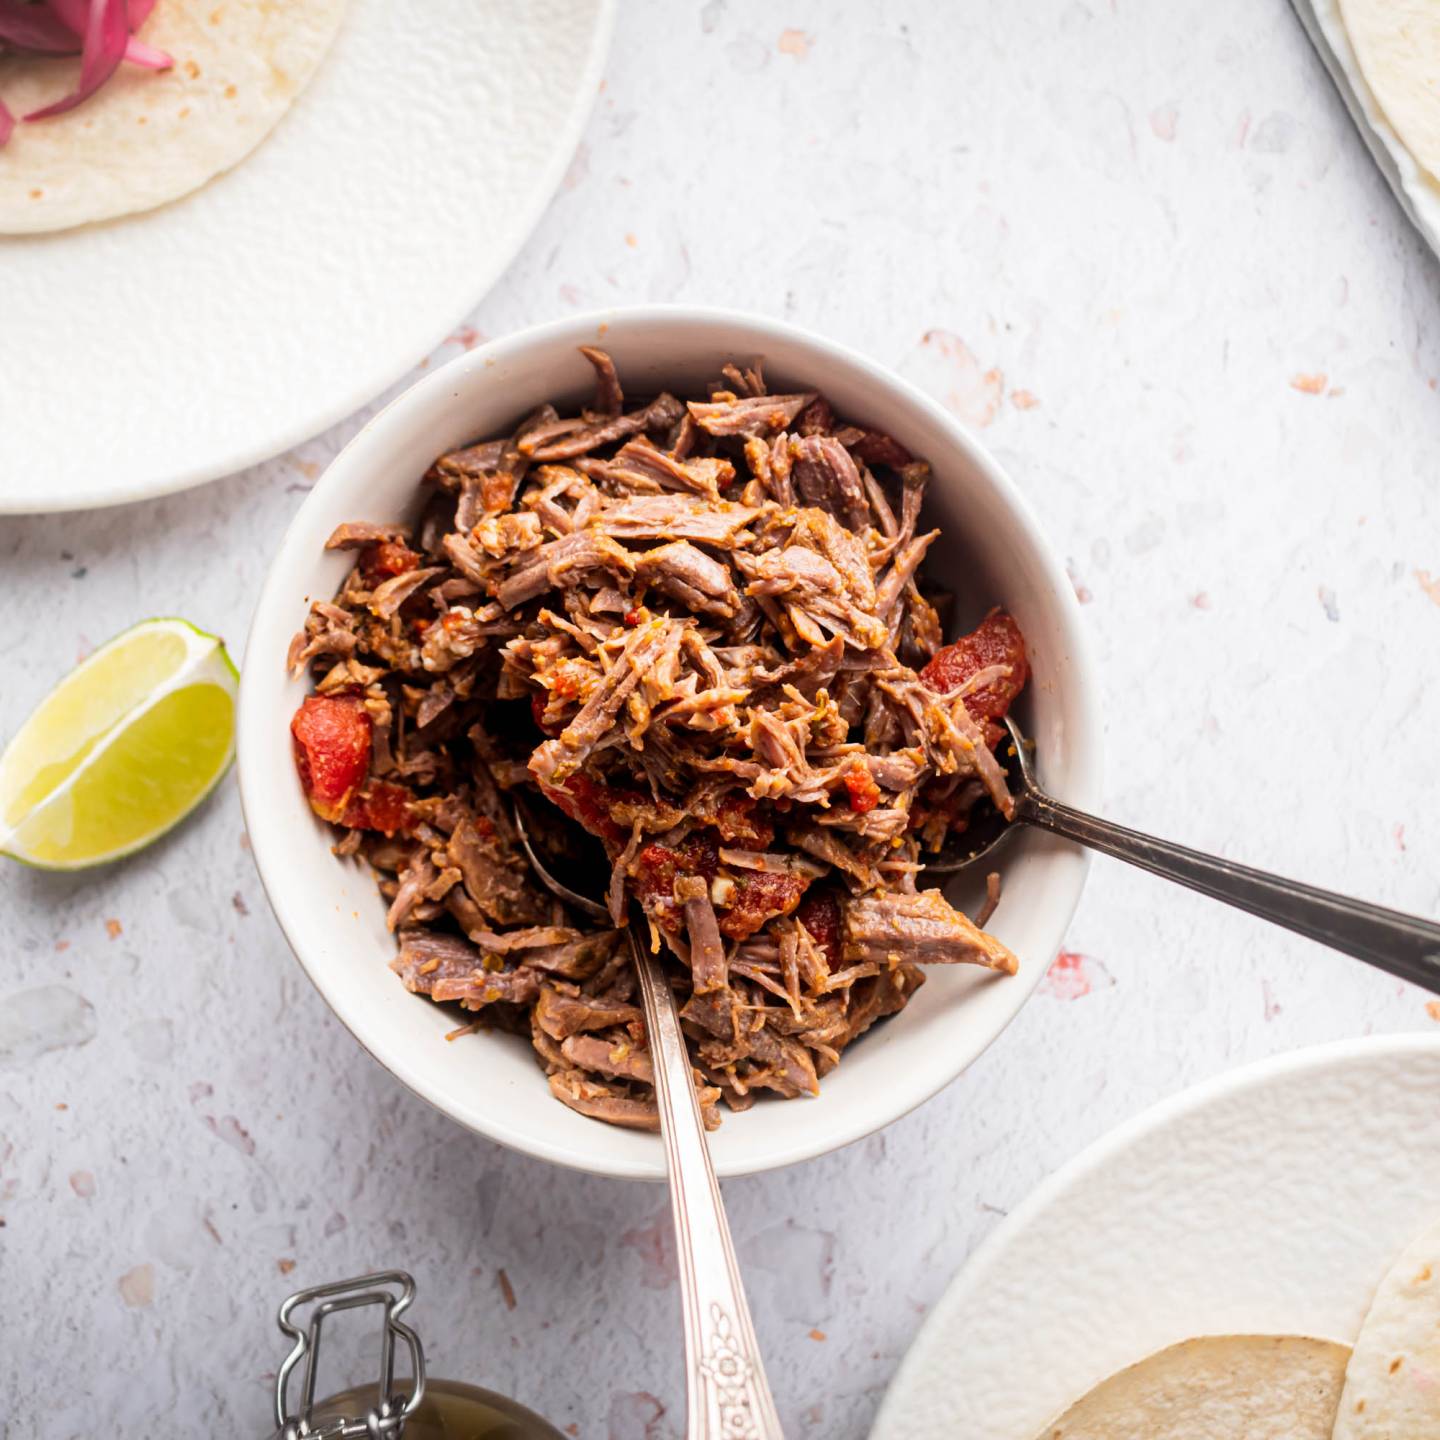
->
[0,618,239,871]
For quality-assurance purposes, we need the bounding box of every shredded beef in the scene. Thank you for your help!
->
[287,350,1030,1128]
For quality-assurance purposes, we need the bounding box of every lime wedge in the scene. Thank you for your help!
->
[0,618,238,870]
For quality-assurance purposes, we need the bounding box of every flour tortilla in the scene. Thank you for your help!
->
[1340,0,1440,185]
[1332,1213,1440,1439]
[0,0,347,234]
[1032,1335,1351,1440]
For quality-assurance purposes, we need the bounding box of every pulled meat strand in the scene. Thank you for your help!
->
[287,350,1030,1128]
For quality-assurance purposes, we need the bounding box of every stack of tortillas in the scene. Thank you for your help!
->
[0,0,347,235]
[1033,1214,1440,1439]
[1332,1212,1440,1438]
[1295,0,1440,253]
[1338,0,1440,190]
[1342,0,1440,190]
[1035,1335,1349,1439]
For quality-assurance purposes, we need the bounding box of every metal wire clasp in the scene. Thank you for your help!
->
[273,1270,426,1439]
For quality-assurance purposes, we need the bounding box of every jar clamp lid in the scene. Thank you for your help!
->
[271,1271,424,1439]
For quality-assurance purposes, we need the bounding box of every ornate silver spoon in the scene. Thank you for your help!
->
[514,806,784,1440]
[928,716,1440,994]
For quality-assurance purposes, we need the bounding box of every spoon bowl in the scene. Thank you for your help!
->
[512,800,609,922]
[921,715,1036,877]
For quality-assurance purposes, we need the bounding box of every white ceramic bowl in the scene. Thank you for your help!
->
[238,307,1101,1180]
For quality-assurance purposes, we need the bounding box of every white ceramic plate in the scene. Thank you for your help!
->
[873,1033,1440,1439]
[0,0,615,514]
[238,306,1101,1181]
[1291,0,1440,258]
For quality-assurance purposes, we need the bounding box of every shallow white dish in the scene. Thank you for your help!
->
[874,1033,1440,1438]
[1293,0,1440,259]
[237,305,1101,1180]
[0,0,614,514]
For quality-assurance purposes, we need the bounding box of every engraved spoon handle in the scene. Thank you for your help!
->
[627,922,784,1440]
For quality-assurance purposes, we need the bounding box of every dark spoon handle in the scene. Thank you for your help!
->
[1024,791,1440,996]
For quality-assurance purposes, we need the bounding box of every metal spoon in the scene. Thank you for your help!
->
[514,805,784,1440]
[929,716,1440,995]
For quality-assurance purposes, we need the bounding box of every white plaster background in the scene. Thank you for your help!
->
[3,1,1439,1434]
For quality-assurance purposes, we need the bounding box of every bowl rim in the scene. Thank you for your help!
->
[238,303,1103,1180]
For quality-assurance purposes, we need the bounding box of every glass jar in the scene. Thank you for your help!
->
[265,1270,563,1440]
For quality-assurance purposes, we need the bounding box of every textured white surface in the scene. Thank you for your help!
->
[873,1036,1440,1438]
[0,0,613,510]
[2,1,1440,1435]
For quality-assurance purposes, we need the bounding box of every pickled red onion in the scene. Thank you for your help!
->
[0,0,173,145]
[0,4,76,52]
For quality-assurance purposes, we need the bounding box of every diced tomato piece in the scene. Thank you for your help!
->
[919,609,1029,747]
[359,540,421,584]
[341,781,414,835]
[634,834,720,896]
[623,609,641,627]
[543,774,645,846]
[718,868,809,941]
[632,833,721,928]
[291,696,371,822]
[843,764,881,814]
[632,844,680,910]
[796,889,842,970]
[848,429,912,469]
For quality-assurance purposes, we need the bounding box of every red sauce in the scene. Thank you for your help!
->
[843,764,881,814]
[795,889,842,970]
[341,781,414,835]
[919,609,1028,747]
[719,868,808,941]
[543,773,649,846]
[359,540,421,584]
[635,833,720,895]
